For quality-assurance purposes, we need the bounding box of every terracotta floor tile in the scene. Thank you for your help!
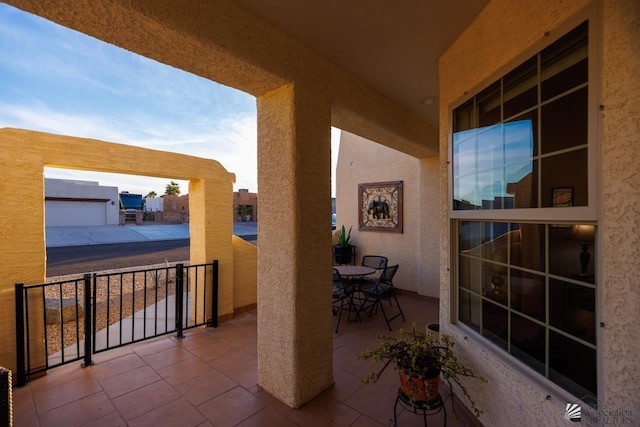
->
[197,386,267,427]
[252,388,295,419]
[333,345,368,373]
[11,386,38,427]
[90,352,147,381]
[343,381,398,425]
[38,391,115,427]
[208,350,257,375]
[111,379,180,420]
[142,345,194,370]
[174,369,239,406]
[288,393,361,426]
[188,340,236,362]
[157,356,215,385]
[83,411,128,427]
[324,367,365,403]
[131,336,178,357]
[235,405,299,427]
[179,329,221,350]
[32,375,102,413]
[97,365,162,399]
[229,364,258,389]
[28,362,93,392]
[350,414,387,426]
[128,398,205,427]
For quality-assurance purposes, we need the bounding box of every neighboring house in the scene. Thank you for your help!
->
[44,178,119,226]
[233,188,258,222]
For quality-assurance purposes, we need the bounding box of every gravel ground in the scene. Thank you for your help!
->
[44,263,181,355]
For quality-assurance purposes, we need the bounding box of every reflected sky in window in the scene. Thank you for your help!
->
[454,120,534,208]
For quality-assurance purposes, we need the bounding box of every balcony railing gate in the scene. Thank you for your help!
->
[15,261,218,386]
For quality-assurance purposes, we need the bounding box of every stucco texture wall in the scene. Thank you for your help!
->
[439,0,640,425]
[336,131,440,297]
[232,235,257,310]
[0,128,236,376]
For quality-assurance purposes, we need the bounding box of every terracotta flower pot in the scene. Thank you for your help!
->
[399,370,440,403]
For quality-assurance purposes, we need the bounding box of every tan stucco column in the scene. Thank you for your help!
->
[256,83,334,408]
[189,178,235,319]
[0,158,47,376]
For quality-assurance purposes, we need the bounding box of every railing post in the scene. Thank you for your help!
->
[175,264,184,338]
[211,260,218,328]
[81,274,93,368]
[14,283,26,387]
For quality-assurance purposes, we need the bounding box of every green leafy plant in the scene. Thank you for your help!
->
[336,225,352,247]
[357,324,487,418]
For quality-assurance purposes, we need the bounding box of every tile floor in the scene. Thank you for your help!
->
[13,293,482,426]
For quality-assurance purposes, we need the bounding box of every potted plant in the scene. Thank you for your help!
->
[357,324,487,419]
[333,225,355,264]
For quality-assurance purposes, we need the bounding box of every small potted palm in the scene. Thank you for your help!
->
[357,324,487,419]
[333,225,355,264]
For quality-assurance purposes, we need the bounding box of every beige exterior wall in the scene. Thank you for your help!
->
[0,128,237,377]
[336,131,440,298]
[232,235,257,310]
[439,1,640,425]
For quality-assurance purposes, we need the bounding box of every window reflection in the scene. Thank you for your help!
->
[453,120,534,210]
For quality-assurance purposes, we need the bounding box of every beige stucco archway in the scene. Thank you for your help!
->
[0,128,236,377]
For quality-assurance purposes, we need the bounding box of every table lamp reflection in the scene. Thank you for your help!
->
[569,224,595,275]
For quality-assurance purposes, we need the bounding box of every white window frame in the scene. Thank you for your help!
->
[448,5,601,404]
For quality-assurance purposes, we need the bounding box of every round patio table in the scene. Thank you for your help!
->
[333,265,376,277]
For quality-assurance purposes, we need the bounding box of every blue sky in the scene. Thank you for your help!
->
[0,4,339,196]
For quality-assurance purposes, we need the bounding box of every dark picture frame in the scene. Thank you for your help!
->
[358,181,403,233]
[552,187,573,207]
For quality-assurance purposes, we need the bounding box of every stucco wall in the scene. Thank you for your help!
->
[439,0,640,425]
[232,235,257,310]
[336,131,440,297]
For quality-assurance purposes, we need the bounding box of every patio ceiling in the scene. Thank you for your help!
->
[233,0,488,129]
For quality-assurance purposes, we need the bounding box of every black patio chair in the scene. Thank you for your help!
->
[356,264,405,331]
[332,268,356,333]
[353,255,388,288]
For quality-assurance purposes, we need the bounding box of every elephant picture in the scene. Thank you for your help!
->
[367,197,390,219]
[358,181,403,233]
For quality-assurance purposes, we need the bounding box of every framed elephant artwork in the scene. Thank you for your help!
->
[358,181,403,233]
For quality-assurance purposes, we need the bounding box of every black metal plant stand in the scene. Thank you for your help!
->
[393,389,447,427]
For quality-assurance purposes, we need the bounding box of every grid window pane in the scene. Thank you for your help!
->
[549,330,596,398]
[511,269,545,321]
[541,148,588,207]
[549,279,596,345]
[541,88,588,154]
[510,313,545,374]
[504,57,538,118]
[459,290,481,333]
[457,221,596,401]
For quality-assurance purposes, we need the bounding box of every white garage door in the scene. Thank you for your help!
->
[46,200,107,226]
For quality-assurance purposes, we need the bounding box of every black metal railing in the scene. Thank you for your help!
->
[15,260,218,386]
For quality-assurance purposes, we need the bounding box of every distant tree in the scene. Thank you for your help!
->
[165,181,181,196]
[145,191,157,198]
[235,204,250,222]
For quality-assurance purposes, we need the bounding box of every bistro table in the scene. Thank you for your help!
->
[333,265,376,278]
[332,265,376,326]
